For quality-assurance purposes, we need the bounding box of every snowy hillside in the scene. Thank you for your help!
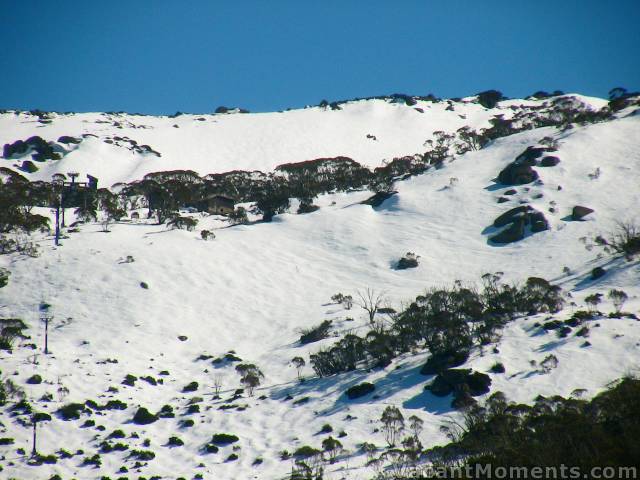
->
[0,93,639,479]
[0,94,607,187]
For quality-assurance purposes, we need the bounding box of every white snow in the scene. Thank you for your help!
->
[0,96,639,479]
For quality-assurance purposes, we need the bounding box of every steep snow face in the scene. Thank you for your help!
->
[0,99,638,480]
[0,94,607,187]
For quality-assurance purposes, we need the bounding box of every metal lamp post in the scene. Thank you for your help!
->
[39,303,53,354]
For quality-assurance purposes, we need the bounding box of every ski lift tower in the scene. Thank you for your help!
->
[61,172,79,227]
[51,175,64,246]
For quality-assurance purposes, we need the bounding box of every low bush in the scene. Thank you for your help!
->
[345,382,375,399]
[167,436,184,447]
[57,402,86,420]
[489,362,505,374]
[129,449,155,461]
[210,433,239,445]
[430,376,640,470]
[167,215,198,231]
[132,407,158,425]
[299,320,332,345]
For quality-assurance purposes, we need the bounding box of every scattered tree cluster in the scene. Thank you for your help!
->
[311,274,564,377]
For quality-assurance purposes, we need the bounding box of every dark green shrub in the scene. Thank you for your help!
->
[421,350,470,375]
[182,381,198,392]
[293,445,322,459]
[26,374,42,384]
[132,407,158,425]
[345,382,375,399]
[57,402,86,420]
[489,362,505,374]
[210,433,239,445]
[167,215,198,231]
[204,443,219,453]
[82,453,102,467]
[299,320,332,345]
[158,404,174,418]
[104,399,127,410]
[129,449,155,461]
[319,423,333,434]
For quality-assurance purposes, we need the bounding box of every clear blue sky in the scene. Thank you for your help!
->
[1,1,639,114]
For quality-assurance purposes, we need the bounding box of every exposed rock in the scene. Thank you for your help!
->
[498,162,539,185]
[497,196,509,203]
[591,267,606,280]
[515,146,548,165]
[530,211,549,232]
[396,252,419,270]
[490,218,525,244]
[493,206,530,227]
[57,135,81,144]
[19,160,38,173]
[3,140,28,158]
[540,156,560,167]
[504,189,517,195]
[572,205,594,221]
[361,191,397,208]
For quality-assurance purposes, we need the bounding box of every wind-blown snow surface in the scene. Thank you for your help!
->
[0,95,607,187]
[0,99,639,479]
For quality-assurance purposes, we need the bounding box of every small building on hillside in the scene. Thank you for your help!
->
[199,194,235,216]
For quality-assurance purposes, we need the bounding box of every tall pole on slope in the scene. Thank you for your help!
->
[54,198,60,247]
[31,421,37,457]
[39,303,52,354]
[52,176,63,246]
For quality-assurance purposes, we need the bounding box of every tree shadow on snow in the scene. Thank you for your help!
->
[270,362,454,417]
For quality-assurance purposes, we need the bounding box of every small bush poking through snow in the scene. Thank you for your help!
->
[210,433,239,445]
[345,382,375,399]
[490,362,505,374]
[132,407,158,425]
[299,320,332,345]
[57,403,87,421]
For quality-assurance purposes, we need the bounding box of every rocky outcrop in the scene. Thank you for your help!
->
[540,155,560,167]
[490,218,526,243]
[497,146,559,185]
[497,162,539,185]
[572,205,594,220]
[490,206,549,244]
[3,136,63,162]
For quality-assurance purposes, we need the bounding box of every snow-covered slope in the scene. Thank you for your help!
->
[0,94,607,187]
[0,96,638,479]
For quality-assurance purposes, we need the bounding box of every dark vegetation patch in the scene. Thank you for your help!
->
[300,320,332,345]
[345,382,376,399]
[311,274,563,377]
[132,407,158,425]
[428,377,640,470]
